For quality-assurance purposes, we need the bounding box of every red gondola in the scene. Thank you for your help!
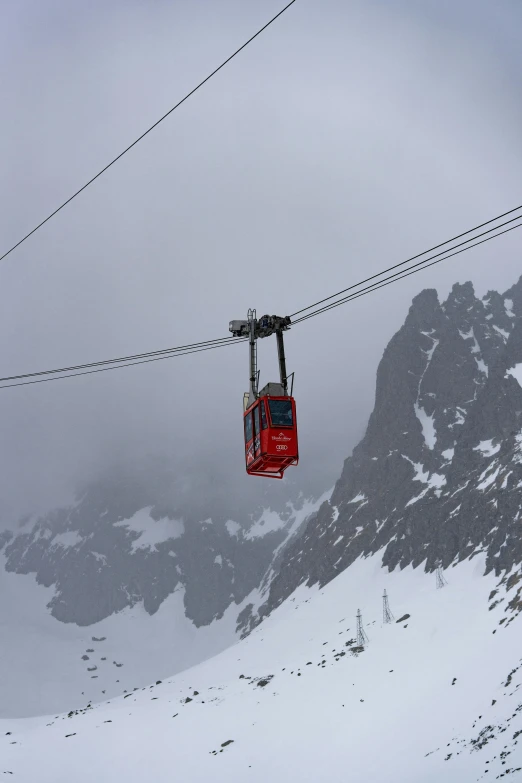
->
[244,391,298,479]
[230,312,299,479]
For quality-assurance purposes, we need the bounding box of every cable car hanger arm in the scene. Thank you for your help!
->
[229,312,292,404]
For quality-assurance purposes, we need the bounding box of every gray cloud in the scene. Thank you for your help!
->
[0,0,521,524]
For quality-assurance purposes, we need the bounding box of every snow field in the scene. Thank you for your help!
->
[0,559,241,719]
[2,553,521,782]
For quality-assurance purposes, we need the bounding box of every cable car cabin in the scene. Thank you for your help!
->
[243,389,298,479]
[231,310,298,479]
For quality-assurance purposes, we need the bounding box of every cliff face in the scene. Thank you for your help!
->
[0,466,318,627]
[251,276,522,625]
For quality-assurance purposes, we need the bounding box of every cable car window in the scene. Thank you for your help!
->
[268,399,293,427]
[244,412,253,443]
[253,405,260,437]
[260,400,268,429]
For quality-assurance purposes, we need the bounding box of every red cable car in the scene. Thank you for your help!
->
[230,312,299,479]
[244,390,298,479]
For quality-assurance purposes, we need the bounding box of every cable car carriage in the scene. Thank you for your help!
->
[229,312,299,479]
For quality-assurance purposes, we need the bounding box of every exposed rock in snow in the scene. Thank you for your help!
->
[252,277,522,624]
[51,531,84,548]
[115,508,184,552]
[473,439,501,457]
[506,363,522,388]
[2,555,521,783]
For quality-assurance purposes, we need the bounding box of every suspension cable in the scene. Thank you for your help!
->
[293,221,522,324]
[1,206,520,390]
[0,335,239,384]
[0,0,297,266]
[289,204,522,319]
[0,338,247,390]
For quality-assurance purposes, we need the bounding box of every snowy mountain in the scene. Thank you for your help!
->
[0,463,326,717]
[3,275,522,783]
[0,462,322,628]
[249,276,522,629]
[3,554,522,782]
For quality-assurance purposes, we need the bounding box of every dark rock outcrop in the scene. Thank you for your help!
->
[250,276,522,627]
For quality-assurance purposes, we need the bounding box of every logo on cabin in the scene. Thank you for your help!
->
[272,432,291,442]
[276,444,288,451]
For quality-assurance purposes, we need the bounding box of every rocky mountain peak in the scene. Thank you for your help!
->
[503,274,522,316]
[242,274,522,632]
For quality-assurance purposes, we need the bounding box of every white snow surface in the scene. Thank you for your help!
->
[251,492,332,554]
[347,492,367,504]
[225,520,241,537]
[506,363,522,388]
[514,433,522,464]
[414,403,437,449]
[0,558,243,719]
[505,298,515,318]
[477,465,501,491]
[114,508,184,552]
[51,530,84,548]
[414,334,439,450]
[475,357,488,375]
[458,327,481,355]
[428,473,446,489]
[493,325,510,341]
[2,555,522,782]
[402,457,445,501]
[245,508,288,539]
[474,439,501,457]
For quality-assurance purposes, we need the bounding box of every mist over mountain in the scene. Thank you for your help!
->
[0,452,325,628]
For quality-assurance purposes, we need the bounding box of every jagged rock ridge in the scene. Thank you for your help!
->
[249,275,522,629]
[0,465,321,626]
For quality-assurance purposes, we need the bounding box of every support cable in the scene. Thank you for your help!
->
[292,220,522,325]
[289,205,522,319]
[0,0,297,265]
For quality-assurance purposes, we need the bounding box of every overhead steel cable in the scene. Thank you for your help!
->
[0,338,248,390]
[0,0,297,266]
[1,207,520,391]
[0,335,239,383]
[292,220,522,324]
[289,204,522,319]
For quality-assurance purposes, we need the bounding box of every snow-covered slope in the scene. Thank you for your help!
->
[0,492,327,719]
[0,557,243,719]
[3,554,522,782]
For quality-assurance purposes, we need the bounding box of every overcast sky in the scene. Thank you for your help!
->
[0,0,521,525]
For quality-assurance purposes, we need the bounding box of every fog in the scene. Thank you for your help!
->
[1,0,521,526]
